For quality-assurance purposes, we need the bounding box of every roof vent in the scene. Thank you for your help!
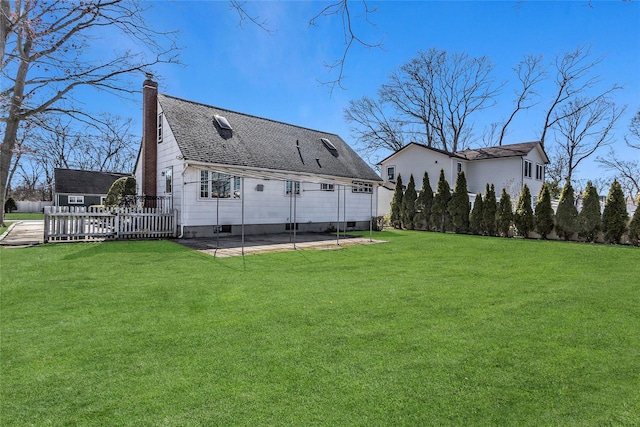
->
[214,114,232,130]
[321,138,337,151]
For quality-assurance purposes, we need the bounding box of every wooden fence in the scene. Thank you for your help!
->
[44,206,178,242]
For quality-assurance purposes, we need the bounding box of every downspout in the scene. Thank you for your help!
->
[178,163,188,238]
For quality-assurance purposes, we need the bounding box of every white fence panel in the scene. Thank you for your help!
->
[44,206,177,242]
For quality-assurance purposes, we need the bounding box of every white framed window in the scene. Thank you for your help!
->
[165,167,173,193]
[535,164,544,181]
[285,180,300,195]
[457,162,463,173]
[387,166,396,181]
[352,181,373,193]
[524,160,532,178]
[68,195,84,204]
[157,112,163,143]
[199,170,240,199]
[321,183,335,191]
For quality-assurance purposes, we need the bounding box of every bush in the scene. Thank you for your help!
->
[534,184,554,239]
[430,169,451,232]
[469,192,484,235]
[415,172,433,230]
[555,180,578,240]
[448,172,470,233]
[497,188,513,237]
[602,180,628,244]
[483,184,497,236]
[628,197,640,246]
[514,184,534,237]
[4,197,17,213]
[578,181,601,242]
[401,174,417,229]
[104,177,137,207]
[390,174,403,229]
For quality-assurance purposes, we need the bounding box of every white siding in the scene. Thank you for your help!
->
[380,144,459,191]
[181,169,376,226]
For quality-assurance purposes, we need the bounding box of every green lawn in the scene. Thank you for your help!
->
[1,231,638,426]
[4,212,44,220]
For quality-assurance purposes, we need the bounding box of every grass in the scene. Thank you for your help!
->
[1,231,639,426]
[4,212,44,220]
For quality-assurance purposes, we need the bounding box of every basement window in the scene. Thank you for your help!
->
[214,114,232,130]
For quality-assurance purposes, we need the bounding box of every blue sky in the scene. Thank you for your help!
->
[91,0,639,184]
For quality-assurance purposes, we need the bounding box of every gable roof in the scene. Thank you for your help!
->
[158,94,381,182]
[379,141,549,165]
[54,168,130,195]
[457,141,549,163]
[377,142,466,165]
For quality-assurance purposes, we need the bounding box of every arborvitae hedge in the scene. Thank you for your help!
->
[514,184,534,237]
[401,174,417,230]
[628,196,640,246]
[470,192,484,235]
[602,180,628,244]
[483,184,497,236]
[390,174,403,229]
[534,184,554,239]
[448,171,470,233]
[578,181,601,243]
[430,169,451,232]
[415,171,433,230]
[555,180,578,240]
[497,188,513,237]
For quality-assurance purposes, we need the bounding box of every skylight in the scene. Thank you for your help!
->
[214,114,232,130]
[321,138,337,151]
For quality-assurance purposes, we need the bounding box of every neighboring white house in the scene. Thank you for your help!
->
[134,78,382,237]
[378,141,550,215]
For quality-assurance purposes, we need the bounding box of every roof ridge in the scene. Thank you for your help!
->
[158,93,341,138]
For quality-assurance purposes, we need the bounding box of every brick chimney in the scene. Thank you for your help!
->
[142,75,158,202]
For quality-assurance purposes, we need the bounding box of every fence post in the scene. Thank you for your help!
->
[44,207,50,243]
[115,209,120,240]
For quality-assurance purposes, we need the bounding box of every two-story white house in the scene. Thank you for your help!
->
[378,141,549,215]
[134,78,382,237]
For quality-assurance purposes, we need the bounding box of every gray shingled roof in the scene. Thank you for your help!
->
[54,168,129,194]
[457,142,546,161]
[158,94,382,182]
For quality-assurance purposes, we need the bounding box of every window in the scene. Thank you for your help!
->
[457,162,462,173]
[165,167,173,193]
[524,160,532,178]
[321,138,337,151]
[387,166,396,181]
[199,170,240,199]
[157,112,163,143]
[535,164,544,181]
[285,180,300,195]
[321,183,335,191]
[68,195,84,204]
[352,181,373,193]
[214,114,232,130]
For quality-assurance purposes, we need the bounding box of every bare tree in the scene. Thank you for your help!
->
[229,0,382,94]
[0,0,179,225]
[552,97,624,182]
[597,109,640,201]
[344,96,407,159]
[495,54,546,146]
[626,109,640,150]
[22,114,137,182]
[346,48,501,154]
[538,45,622,148]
